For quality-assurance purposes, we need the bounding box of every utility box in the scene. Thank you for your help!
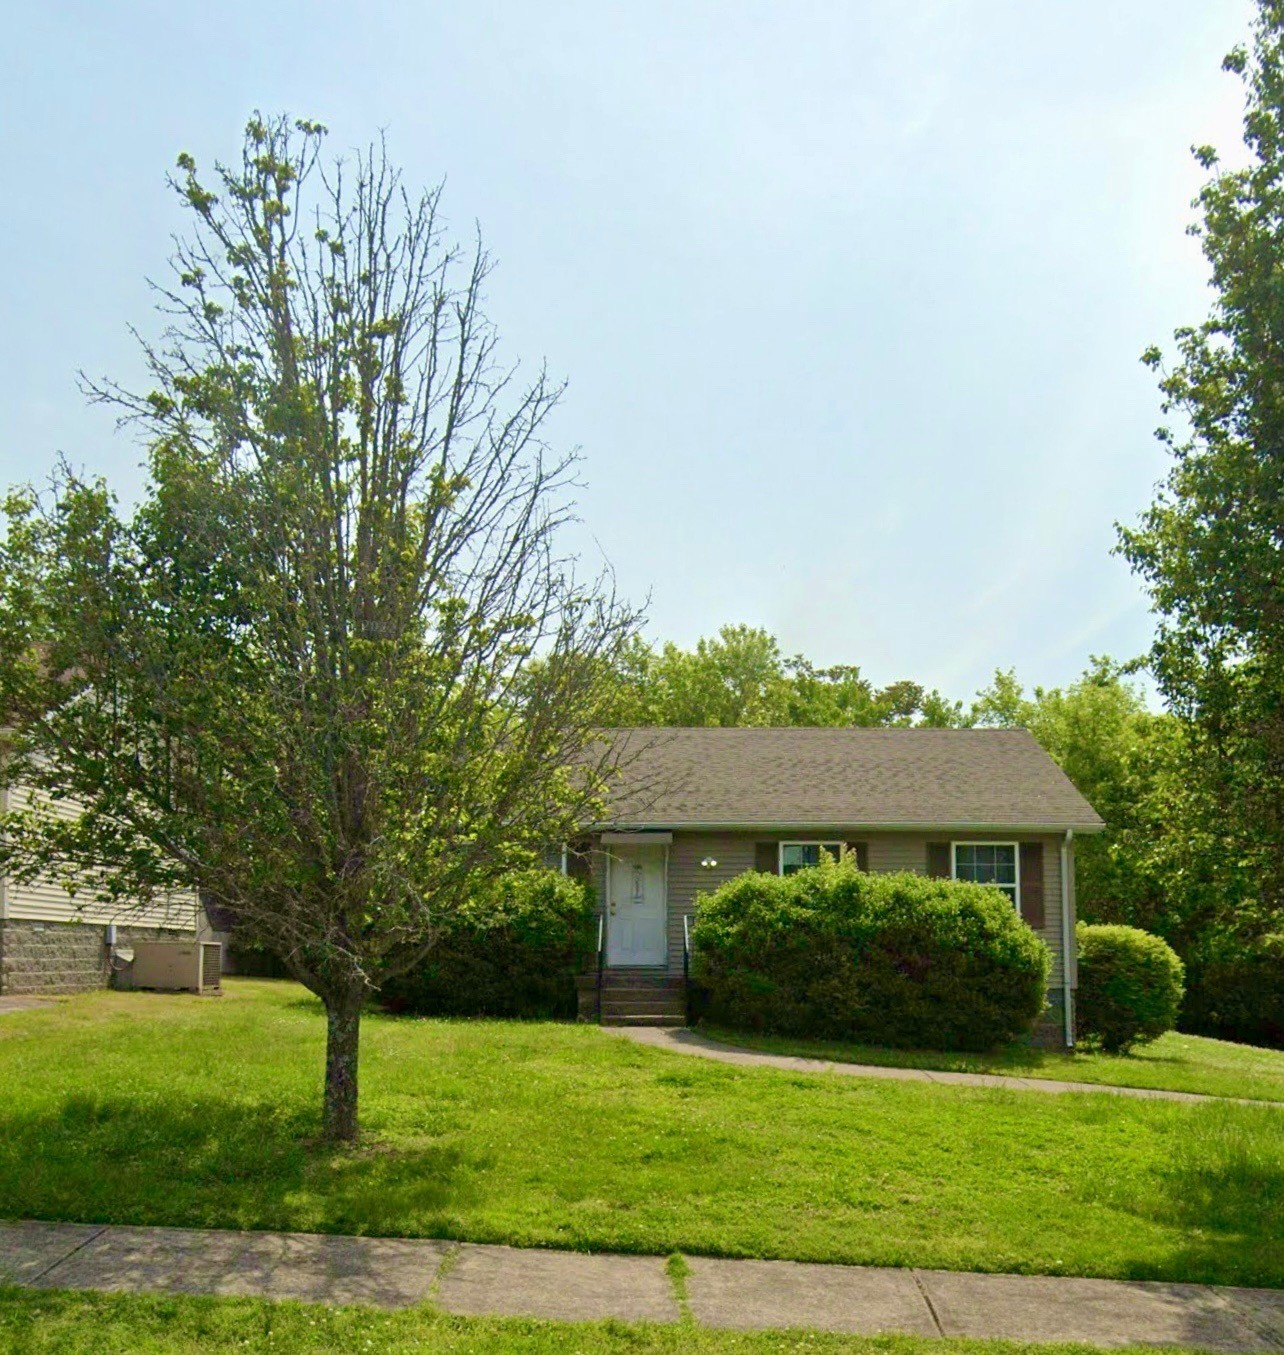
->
[128,941,222,994]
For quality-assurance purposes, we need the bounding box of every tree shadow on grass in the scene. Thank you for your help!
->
[0,1091,483,1240]
[1095,1103,1284,1289]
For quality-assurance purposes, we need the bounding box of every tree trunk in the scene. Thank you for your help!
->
[322,991,363,1144]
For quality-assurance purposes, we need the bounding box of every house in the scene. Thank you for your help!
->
[0,776,204,996]
[572,727,1105,1047]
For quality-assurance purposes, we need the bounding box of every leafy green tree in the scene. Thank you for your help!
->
[783,662,967,728]
[1119,0,1284,934]
[971,661,1178,936]
[971,661,1251,970]
[646,625,792,726]
[0,116,638,1142]
[605,624,967,728]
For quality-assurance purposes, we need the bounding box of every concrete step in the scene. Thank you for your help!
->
[602,1007,686,1018]
[600,974,682,990]
[601,994,686,1006]
[601,1014,688,1027]
[600,987,685,1002]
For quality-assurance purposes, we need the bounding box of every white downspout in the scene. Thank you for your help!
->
[1060,829,1075,1049]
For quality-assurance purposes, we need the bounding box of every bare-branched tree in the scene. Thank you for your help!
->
[0,115,641,1142]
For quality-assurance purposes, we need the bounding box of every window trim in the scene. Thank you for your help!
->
[951,840,1020,909]
[778,840,845,875]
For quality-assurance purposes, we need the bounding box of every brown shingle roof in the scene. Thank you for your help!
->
[600,727,1105,832]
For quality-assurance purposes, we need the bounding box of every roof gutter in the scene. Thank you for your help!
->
[1061,829,1075,1050]
[593,820,1106,835]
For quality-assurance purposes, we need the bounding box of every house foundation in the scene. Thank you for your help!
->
[0,920,190,997]
[1029,989,1073,1050]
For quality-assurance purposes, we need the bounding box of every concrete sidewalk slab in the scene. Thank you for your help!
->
[216,1231,450,1307]
[436,1242,678,1323]
[686,1256,939,1336]
[4,1219,1283,1350]
[31,1224,449,1308]
[1222,1289,1284,1350]
[0,998,56,1017]
[610,1026,1284,1108]
[915,1269,1281,1353]
[0,1222,104,1284]
[31,1224,250,1298]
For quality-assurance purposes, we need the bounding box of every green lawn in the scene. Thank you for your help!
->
[0,981,1282,1290]
[0,1289,1222,1355]
[697,1024,1284,1103]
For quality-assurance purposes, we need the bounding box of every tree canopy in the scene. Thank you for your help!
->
[603,624,966,728]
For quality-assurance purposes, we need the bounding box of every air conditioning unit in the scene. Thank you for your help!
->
[128,941,222,994]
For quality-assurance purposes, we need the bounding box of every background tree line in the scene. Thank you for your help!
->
[598,626,1282,1046]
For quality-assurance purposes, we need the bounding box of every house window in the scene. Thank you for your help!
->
[779,841,844,876]
[952,842,1019,907]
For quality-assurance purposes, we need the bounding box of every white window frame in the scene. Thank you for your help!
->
[778,840,845,875]
[951,841,1020,909]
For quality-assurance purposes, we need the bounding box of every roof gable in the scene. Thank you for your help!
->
[599,727,1105,832]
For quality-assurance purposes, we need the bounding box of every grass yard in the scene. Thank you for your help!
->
[0,981,1282,1290]
[0,1290,1225,1355]
[697,1025,1284,1103]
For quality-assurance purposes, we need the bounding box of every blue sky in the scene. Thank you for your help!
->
[0,1,1255,703]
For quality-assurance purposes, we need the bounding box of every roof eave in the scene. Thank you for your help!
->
[592,819,1107,835]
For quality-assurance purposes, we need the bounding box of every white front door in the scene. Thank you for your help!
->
[606,843,667,966]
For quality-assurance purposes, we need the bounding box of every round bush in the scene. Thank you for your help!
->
[691,861,1051,1051]
[1075,922,1184,1053]
[380,869,595,1019]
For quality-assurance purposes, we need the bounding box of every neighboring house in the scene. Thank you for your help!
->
[572,727,1104,1047]
[0,778,204,996]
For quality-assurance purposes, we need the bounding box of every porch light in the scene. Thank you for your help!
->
[700,856,718,869]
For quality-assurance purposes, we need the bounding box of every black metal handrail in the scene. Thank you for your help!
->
[596,915,605,1023]
[683,914,693,1025]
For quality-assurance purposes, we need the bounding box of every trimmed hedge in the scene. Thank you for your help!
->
[380,870,595,1019]
[1075,923,1184,1053]
[691,860,1051,1051]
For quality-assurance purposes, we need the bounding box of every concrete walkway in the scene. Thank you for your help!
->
[0,997,56,1016]
[3,1220,1283,1351]
[609,1026,1284,1107]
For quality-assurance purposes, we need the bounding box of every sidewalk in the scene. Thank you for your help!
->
[3,1220,1283,1351]
[0,997,56,1016]
[609,1026,1284,1107]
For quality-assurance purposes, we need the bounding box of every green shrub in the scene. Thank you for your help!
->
[1075,923,1185,1053]
[691,861,1051,1051]
[380,870,595,1019]
[1181,933,1284,1049]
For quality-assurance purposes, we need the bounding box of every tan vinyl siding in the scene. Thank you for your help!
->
[665,833,756,974]
[2,781,198,931]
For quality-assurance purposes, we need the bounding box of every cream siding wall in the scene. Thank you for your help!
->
[590,829,1071,988]
[2,781,199,931]
[0,780,7,921]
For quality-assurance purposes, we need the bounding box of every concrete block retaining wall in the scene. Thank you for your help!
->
[0,920,190,996]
